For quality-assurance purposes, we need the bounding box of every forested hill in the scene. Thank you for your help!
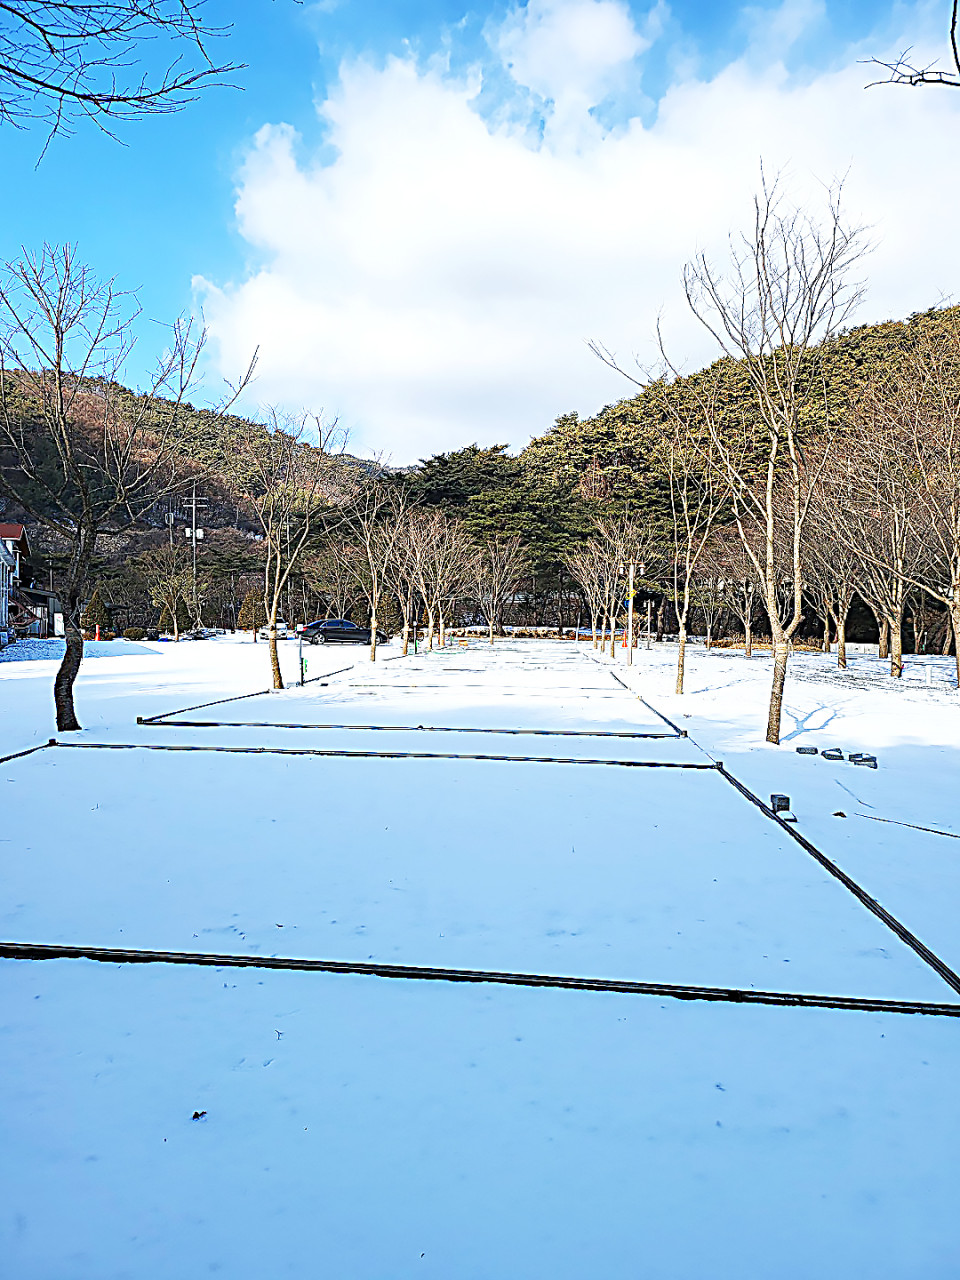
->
[4,302,955,601]
[406,305,960,583]
[108,387,375,496]
[48,301,960,533]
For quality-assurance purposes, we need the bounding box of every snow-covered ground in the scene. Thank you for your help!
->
[2,635,959,1278]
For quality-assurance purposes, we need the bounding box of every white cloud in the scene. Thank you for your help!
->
[197,1,960,463]
[492,0,651,142]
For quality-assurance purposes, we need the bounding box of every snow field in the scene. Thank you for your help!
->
[0,743,951,1001]
[3,959,959,1280]
[604,644,960,976]
[2,637,960,1277]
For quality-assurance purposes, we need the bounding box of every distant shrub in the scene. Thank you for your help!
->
[123,628,146,641]
[238,587,265,630]
[81,588,112,632]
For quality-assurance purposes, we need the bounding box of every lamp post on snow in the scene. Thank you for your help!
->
[626,561,635,665]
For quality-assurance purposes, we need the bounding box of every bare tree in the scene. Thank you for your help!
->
[712,526,763,656]
[301,542,359,623]
[680,174,867,742]
[136,541,192,640]
[804,450,870,668]
[0,1,242,148]
[834,418,925,679]
[428,513,475,648]
[569,527,621,656]
[691,564,726,649]
[589,515,664,662]
[401,507,474,650]
[854,319,960,683]
[564,540,606,648]
[229,411,345,689]
[473,535,528,644]
[405,508,440,649]
[659,395,723,692]
[588,359,725,688]
[341,477,407,662]
[383,511,422,656]
[866,2,960,89]
[0,243,252,728]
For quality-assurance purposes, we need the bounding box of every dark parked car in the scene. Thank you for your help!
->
[300,618,389,645]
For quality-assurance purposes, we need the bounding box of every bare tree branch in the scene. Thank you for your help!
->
[0,0,243,149]
[0,242,255,726]
[864,1,960,89]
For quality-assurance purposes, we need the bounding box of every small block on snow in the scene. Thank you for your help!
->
[850,753,878,768]
[770,794,797,823]
[796,746,818,755]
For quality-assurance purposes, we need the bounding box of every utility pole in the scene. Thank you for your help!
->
[183,480,207,629]
[626,561,635,665]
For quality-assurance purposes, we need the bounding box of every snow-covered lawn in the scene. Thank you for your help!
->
[2,636,959,1278]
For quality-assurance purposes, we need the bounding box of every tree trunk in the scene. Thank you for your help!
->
[878,618,889,660]
[267,633,283,689]
[401,617,410,657]
[744,617,753,658]
[821,611,831,652]
[675,619,687,695]
[766,630,790,745]
[370,605,378,662]
[951,601,960,688]
[489,612,494,644]
[54,602,84,731]
[427,609,435,650]
[656,599,665,643]
[837,613,848,669]
[908,597,926,656]
[889,611,903,679]
[264,590,284,688]
[438,610,446,649]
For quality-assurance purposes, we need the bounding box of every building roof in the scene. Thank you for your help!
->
[0,524,30,555]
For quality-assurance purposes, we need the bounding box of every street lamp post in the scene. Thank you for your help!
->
[626,561,635,666]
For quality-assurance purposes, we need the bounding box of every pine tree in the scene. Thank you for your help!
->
[238,587,265,631]
[81,587,112,635]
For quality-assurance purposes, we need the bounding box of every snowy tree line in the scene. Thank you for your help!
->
[3,206,960,738]
[593,174,960,742]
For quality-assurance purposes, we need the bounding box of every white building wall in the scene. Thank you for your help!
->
[0,544,14,640]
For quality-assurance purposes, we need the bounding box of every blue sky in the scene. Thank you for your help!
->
[1,1,957,459]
